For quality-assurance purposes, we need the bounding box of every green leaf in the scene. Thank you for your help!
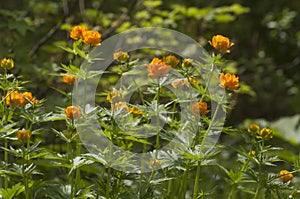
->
[0,183,24,199]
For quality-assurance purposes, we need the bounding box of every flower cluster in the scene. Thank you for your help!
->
[279,170,294,182]
[247,123,273,140]
[0,58,14,70]
[70,25,101,46]
[4,91,38,106]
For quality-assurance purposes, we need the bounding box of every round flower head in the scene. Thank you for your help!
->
[248,123,260,135]
[16,130,31,141]
[0,58,14,70]
[259,127,273,139]
[129,107,143,116]
[209,35,234,53]
[111,102,129,113]
[191,101,210,117]
[145,58,171,79]
[182,58,193,68]
[107,90,122,104]
[62,72,76,84]
[279,170,293,182]
[150,158,162,169]
[82,30,102,46]
[65,106,81,119]
[113,51,129,62]
[70,25,87,40]
[163,55,179,68]
[219,73,239,90]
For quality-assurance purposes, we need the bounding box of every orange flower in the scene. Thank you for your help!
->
[145,58,171,78]
[129,107,143,116]
[189,77,199,85]
[259,127,273,139]
[279,170,293,182]
[163,55,179,68]
[4,91,37,106]
[219,73,239,90]
[70,25,87,40]
[171,79,189,88]
[0,58,14,70]
[113,51,129,62]
[111,102,129,113]
[191,102,210,117]
[16,130,31,141]
[107,90,122,104]
[65,106,81,119]
[248,123,260,135]
[82,30,101,46]
[62,72,76,84]
[209,35,234,53]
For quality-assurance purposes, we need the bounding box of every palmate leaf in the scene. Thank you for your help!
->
[0,183,24,199]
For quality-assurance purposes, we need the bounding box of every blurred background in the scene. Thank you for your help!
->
[0,0,299,127]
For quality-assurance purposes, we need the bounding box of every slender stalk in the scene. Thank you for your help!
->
[192,161,201,199]
[254,186,261,199]
[4,138,8,189]
[22,142,29,199]
[106,166,111,198]
[74,135,81,195]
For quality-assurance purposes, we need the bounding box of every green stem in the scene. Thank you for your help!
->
[74,135,81,196]
[179,167,189,199]
[106,166,111,198]
[254,186,261,199]
[4,138,8,189]
[192,161,201,199]
[22,143,29,199]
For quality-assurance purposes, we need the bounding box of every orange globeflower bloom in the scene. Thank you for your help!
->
[65,106,81,119]
[248,123,260,135]
[209,35,234,53]
[82,30,101,46]
[171,79,189,88]
[129,106,143,116]
[22,92,38,104]
[259,127,273,139]
[150,158,162,169]
[16,130,31,141]
[279,170,293,182]
[145,58,171,79]
[111,102,129,113]
[70,25,87,40]
[219,73,239,90]
[191,101,210,117]
[163,55,179,68]
[4,91,25,106]
[62,72,76,85]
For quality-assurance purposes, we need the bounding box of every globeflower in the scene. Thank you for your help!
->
[4,91,38,106]
[107,90,122,104]
[0,58,14,70]
[171,79,189,88]
[219,73,239,90]
[16,130,31,141]
[62,72,76,84]
[65,106,82,119]
[150,158,162,169]
[182,58,193,68]
[113,51,129,62]
[191,101,210,117]
[279,170,293,182]
[248,123,260,135]
[209,35,234,53]
[70,25,87,40]
[82,30,101,46]
[259,127,273,139]
[163,55,179,68]
[145,58,171,79]
[111,102,129,113]
[129,107,143,116]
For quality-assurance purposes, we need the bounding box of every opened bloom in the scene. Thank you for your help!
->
[65,106,81,119]
[163,55,179,68]
[129,107,143,116]
[16,130,31,141]
[191,102,210,117]
[279,170,293,182]
[259,127,273,139]
[4,91,38,106]
[107,90,122,104]
[145,58,171,78]
[82,30,101,46]
[70,25,87,40]
[111,102,129,113]
[0,58,14,70]
[209,35,234,53]
[113,51,129,62]
[219,73,239,90]
[62,72,76,84]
